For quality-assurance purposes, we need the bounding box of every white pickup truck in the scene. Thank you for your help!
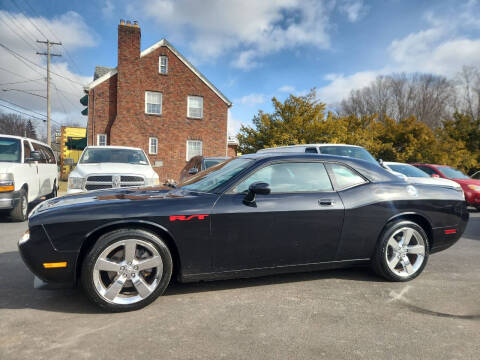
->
[0,134,58,221]
[67,146,160,193]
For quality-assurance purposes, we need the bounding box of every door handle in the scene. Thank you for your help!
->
[318,199,334,206]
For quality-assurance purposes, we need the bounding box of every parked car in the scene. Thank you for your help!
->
[20,153,467,311]
[413,163,480,210]
[67,146,160,194]
[382,162,462,191]
[257,144,379,165]
[178,155,230,183]
[0,134,58,221]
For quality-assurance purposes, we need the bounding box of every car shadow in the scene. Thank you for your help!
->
[0,249,382,314]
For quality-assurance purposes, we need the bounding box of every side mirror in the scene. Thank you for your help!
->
[26,151,41,162]
[243,182,271,206]
[188,167,199,175]
[431,174,440,178]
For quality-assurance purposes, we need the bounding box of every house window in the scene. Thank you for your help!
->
[149,137,158,155]
[186,140,202,161]
[97,134,107,146]
[159,55,168,74]
[187,96,203,119]
[145,91,162,115]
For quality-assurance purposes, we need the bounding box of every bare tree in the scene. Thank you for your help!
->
[0,113,39,138]
[339,73,454,127]
[453,66,480,120]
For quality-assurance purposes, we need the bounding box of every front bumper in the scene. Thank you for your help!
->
[464,190,480,207]
[18,225,78,284]
[0,190,21,210]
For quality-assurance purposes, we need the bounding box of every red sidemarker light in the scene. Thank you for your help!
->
[444,229,457,235]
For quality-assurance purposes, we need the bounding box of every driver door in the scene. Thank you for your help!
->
[210,161,344,272]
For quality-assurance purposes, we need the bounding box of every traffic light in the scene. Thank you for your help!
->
[80,94,88,115]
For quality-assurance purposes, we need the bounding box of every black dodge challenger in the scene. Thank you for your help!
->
[18,153,469,311]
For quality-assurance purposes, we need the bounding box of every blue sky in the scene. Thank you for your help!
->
[1,0,479,137]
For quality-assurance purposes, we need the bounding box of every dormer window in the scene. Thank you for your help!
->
[159,55,168,74]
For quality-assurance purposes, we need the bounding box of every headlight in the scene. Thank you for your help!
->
[467,184,480,192]
[0,173,14,192]
[68,177,85,189]
[145,176,160,186]
[18,230,30,245]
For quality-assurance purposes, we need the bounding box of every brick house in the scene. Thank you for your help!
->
[85,20,232,180]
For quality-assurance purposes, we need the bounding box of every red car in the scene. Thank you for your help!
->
[413,163,480,210]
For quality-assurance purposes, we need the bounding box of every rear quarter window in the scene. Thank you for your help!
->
[328,163,367,189]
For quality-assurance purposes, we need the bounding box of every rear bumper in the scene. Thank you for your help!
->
[0,190,21,210]
[18,225,77,284]
[430,204,469,254]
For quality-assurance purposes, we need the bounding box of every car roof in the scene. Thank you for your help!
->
[258,144,365,152]
[383,161,413,166]
[412,163,448,168]
[0,133,50,147]
[239,153,399,183]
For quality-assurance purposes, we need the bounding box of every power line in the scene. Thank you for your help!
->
[9,0,49,40]
[0,102,46,122]
[0,77,44,86]
[0,12,37,51]
[0,66,43,82]
[2,88,47,98]
[0,98,46,117]
[0,42,86,86]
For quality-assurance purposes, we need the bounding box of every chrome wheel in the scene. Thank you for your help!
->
[385,227,426,277]
[93,239,163,305]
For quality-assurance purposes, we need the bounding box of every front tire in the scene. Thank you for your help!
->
[81,229,173,312]
[372,220,429,282]
[10,189,28,222]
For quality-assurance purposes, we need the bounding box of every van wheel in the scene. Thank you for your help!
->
[10,189,28,222]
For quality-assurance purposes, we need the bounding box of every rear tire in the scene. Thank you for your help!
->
[81,229,173,312]
[372,220,429,282]
[10,189,28,222]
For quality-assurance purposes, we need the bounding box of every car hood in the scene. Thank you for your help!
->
[71,162,157,178]
[30,185,186,216]
[405,177,461,189]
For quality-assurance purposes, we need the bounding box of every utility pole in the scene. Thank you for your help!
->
[36,40,61,146]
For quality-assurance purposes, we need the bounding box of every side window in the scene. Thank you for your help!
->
[31,143,46,163]
[233,162,333,194]
[42,145,56,164]
[23,141,31,161]
[417,166,435,176]
[305,147,318,154]
[328,163,366,189]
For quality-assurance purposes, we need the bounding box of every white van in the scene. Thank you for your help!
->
[0,135,58,221]
[257,144,380,165]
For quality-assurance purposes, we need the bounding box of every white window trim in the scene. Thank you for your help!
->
[187,96,203,119]
[186,140,202,161]
[97,133,107,146]
[159,55,168,74]
[145,91,163,115]
[149,137,158,155]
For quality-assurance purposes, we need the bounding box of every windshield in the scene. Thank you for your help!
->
[80,148,149,165]
[319,146,378,164]
[438,166,470,179]
[181,158,253,192]
[0,137,21,163]
[204,158,226,169]
[388,164,429,178]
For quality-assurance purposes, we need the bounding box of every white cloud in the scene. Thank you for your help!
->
[234,93,268,106]
[0,11,95,133]
[133,0,332,69]
[317,0,480,105]
[278,85,296,93]
[228,109,244,136]
[339,0,369,22]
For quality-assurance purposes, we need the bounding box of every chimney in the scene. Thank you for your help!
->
[118,19,141,69]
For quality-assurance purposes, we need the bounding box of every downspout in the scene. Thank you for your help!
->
[91,88,95,145]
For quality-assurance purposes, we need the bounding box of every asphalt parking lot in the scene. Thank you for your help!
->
[0,212,479,360]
